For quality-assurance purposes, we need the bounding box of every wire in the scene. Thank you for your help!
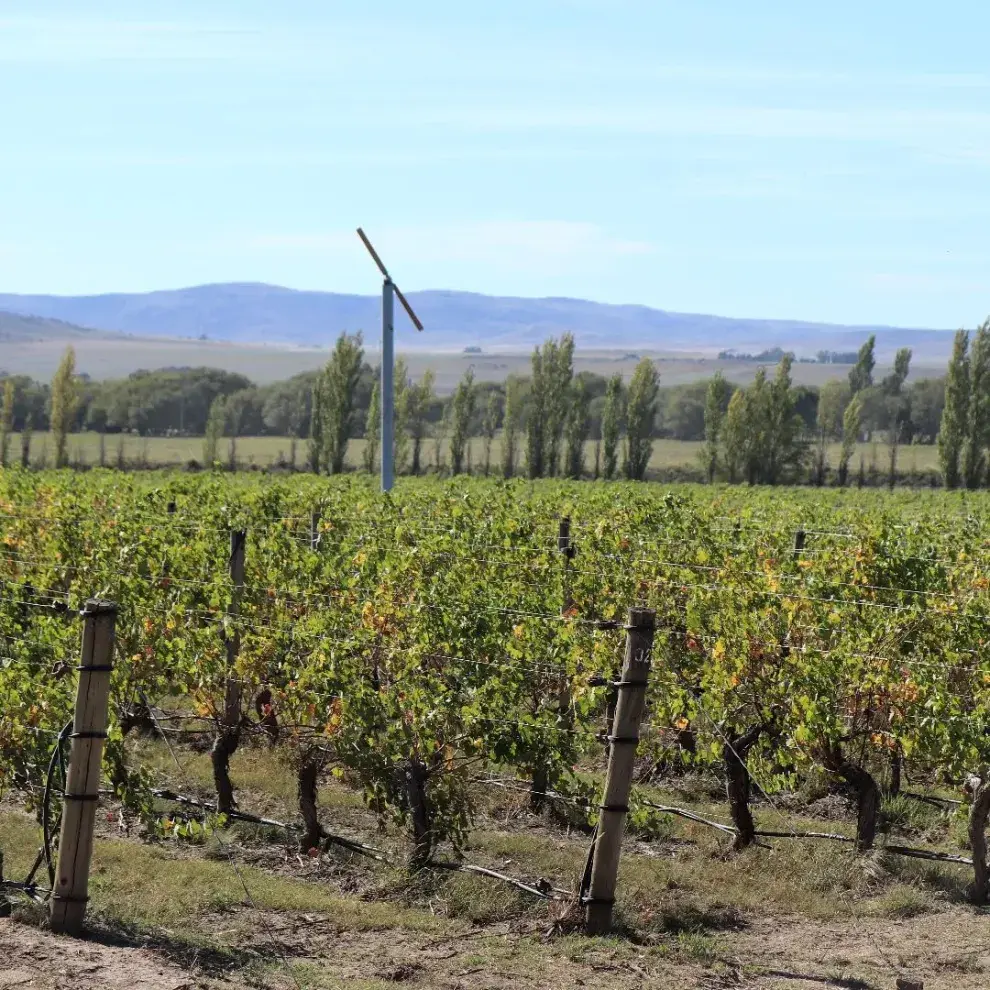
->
[139,695,304,990]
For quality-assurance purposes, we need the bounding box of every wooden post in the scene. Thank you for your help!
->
[310,509,321,551]
[50,599,117,935]
[558,516,575,612]
[212,530,246,813]
[793,529,806,556]
[585,606,654,935]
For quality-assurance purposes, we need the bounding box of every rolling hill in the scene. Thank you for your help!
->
[0,283,957,361]
[0,310,120,343]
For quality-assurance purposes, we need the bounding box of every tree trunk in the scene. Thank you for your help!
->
[210,730,238,815]
[676,727,697,755]
[531,764,549,813]
[888,745,902,797]
[405,758,431,869]
[967,773,990,904]
[824,745,880,851]
[298,756,322,852]
[724,725,763,850]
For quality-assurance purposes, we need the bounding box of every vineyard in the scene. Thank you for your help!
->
[3,470,990,987]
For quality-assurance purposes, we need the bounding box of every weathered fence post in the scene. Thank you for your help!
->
[50,599,117,935]
[585,606,655,935]
[212,529,246,814]
[310,509,321,551]
[793,529,806,556]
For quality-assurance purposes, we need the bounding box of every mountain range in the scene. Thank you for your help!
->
[0,283,958,361]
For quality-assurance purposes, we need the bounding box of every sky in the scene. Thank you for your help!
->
[2,1,990,328]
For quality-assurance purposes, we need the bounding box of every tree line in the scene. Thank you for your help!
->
[303,332,663,480]
[701,336,919,487]
[0,321,984,484]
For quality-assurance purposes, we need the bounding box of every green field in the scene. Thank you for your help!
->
[8,429,941,480]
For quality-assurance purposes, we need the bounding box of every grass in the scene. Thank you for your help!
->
[7,429,942,480]
[1,804,443,938]
[1,750,981,988]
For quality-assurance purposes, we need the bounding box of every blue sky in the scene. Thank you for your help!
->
[2,1,990,328]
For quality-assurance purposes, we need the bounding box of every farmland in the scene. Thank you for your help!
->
[6,430,942,482]
[3,470,990,987]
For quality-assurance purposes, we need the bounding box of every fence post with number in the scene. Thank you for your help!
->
[50,599,117,936]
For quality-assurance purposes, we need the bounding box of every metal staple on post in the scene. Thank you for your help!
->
[584,606,655,935]
[50,599,117,936]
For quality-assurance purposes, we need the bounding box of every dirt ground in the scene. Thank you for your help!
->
[3,903,989,990]
[0,919,198,990]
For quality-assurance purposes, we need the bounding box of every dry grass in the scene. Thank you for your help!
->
[0,748,983,989]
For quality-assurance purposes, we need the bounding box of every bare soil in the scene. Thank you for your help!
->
[3,902,990,990]
[0,919,204,990]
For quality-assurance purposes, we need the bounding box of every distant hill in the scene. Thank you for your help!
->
[0,309,118,342]
[0,283,956,361]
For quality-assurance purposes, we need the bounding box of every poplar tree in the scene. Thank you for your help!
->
[481,390,500,476]
[544,334,574,475]
[20,415,32,469]
[848,335,876,395]
[814,381,848,485]
[601,374,623,480]
[320,332,364,475]
[363,380,381,474]
[763,355,804,485]
[702,372,729,483]
[721,389,748,484]
[939,329,970,490]
[203,395,225,467]
[0,380,13,468]
[449,368,476,475]
[393,357,410,475]
[404,369,435,476]
[963,321,990,489]
[838,394,862,487]
[309,379,325,473]
[564,377,590,479]
[526,346,546,478]
[884,347,912,488]
[501,375,523,479]
[743,368,769,484]
[622,358,659,481]
[433,402,451,473]
[50,346,78,469]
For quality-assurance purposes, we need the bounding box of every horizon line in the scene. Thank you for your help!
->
[0,281,959,335]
